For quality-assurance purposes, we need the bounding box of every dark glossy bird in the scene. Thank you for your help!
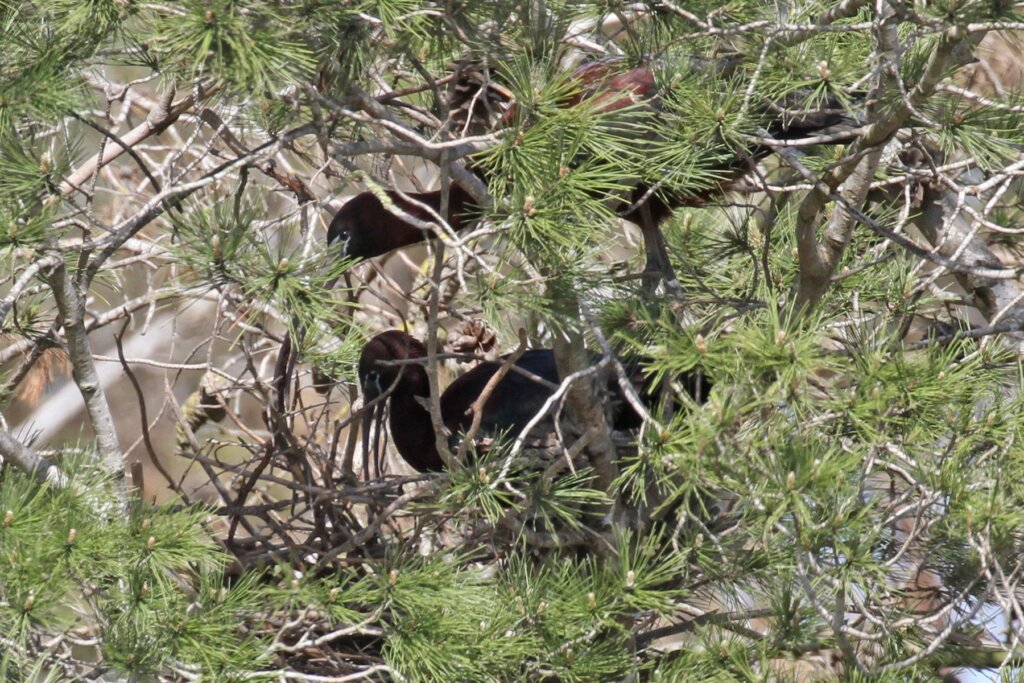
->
[327,185,478,261]
[327,58,856,289]
[358,330,709,474]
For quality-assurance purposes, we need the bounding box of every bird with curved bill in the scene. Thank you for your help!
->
[326,57,859,292]
[327,186,477,263]
[356,330,710,477]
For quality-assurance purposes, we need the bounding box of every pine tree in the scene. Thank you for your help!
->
[2,0,1024,680]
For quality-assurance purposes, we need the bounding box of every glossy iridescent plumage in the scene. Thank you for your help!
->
[327,59,854,289]
[357,330,709,473]
[327,186,476,261]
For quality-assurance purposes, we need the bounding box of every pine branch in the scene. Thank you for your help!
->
[58,83,212,197]
[0,428,68,487]
[911,165,1024,356]
[791,11,987,313]
[46,261,126,504]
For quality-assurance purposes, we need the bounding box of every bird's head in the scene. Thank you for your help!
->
[328,187,475,264]
[327,193,381,261]
[357,330,428,403]
[357,331,430,476]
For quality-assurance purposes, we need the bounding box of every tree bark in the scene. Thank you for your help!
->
[48,261,127,504]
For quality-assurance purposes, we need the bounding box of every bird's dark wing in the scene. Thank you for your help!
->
[441,350,560,446]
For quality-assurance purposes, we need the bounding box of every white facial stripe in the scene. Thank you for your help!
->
[363,370,383,396]
[332,231,352,256]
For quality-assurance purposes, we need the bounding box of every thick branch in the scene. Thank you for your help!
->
[795,146,886,310]
[0,429,68,487]
[548,306,620,498]
[792,9,984,312]
[47,261,126,502]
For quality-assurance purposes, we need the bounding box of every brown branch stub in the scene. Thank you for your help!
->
[198,108,317,204]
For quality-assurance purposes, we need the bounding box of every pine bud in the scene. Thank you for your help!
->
[776,330,786,346]
[523,196,536,217]
[694,533,703,549]
[694,334,707,353]
[140,518,151,532]
[786,471,796,490]
[478,467,489,484]
[625,570,636,589]
[66,528,77,545]
[3,510,12,527]
[146,536,156,550]
[22,592,34,611]
[587,592,596,609]
[818,61,831,81]
[536,601,547,615]
[277,257,289,272]
[328,587,339,603]
[389,569,398,587]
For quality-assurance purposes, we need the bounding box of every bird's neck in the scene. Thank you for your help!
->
[399,185,473,227]
[388,366,446,472]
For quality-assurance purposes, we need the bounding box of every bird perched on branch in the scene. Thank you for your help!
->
[327,186,477,262]
[357,330,709,474]
[326,57,858,292]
